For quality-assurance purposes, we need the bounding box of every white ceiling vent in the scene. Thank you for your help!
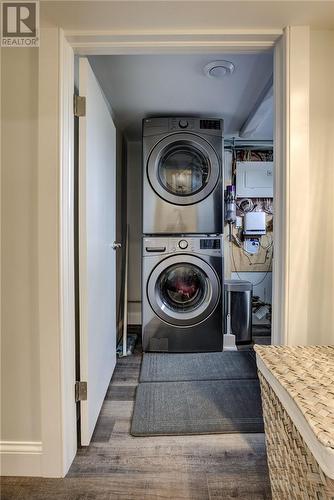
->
[204,60,235,79]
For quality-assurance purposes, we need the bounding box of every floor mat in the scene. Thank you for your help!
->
[140,351,257,382]
[131,379,264,436]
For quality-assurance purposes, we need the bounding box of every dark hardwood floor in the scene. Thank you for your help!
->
[252,324,272,346]
[1,328,272,499]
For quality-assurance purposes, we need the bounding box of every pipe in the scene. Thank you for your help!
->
[122,225,129,356]
[224,139,273,150]
[239,74,273,139]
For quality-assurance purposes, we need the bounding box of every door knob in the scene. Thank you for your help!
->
[112,241,122,250]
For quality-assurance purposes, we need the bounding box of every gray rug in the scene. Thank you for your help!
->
[140,351,257,382]
[131,379,264,436]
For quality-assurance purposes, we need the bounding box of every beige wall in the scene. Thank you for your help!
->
[1,49,40,441]
[1,24,333,475]
[308,30,334,344]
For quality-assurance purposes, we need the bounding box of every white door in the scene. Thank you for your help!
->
[78,57,117,446]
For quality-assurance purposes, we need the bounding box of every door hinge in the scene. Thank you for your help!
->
[73,95,86,117]
[75,381,87,402]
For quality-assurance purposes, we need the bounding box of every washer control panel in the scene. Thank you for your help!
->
[200,238,221,250]
[143,236,222,256]
[178,119,189,129]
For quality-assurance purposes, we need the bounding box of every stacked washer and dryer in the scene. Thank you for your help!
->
[142,117,224,352]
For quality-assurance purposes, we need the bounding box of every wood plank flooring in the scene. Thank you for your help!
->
[252,324,272,347]
[1,329,272,499]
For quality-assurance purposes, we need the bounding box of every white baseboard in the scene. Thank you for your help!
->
[0,441,42,476]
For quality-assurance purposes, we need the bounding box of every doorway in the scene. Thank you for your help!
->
[40,27,309,477]
[88,51,274,343]
[72,46,275,448]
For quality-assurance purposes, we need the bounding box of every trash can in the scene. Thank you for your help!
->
[224,280,253,344]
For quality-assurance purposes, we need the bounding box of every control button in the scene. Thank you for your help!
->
[178,239,188,249]
[179,119,188,129]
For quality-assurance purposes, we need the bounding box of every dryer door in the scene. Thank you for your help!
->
[147,133,220,206]
[147,255,220,326]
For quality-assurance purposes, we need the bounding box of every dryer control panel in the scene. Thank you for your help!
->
[143,117,223,137]
[143,236,222,257]
[169,118,195,131]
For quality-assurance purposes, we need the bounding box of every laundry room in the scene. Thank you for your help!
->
[70,49,275,455]
[85,51,274,350]
[4,0,334,493]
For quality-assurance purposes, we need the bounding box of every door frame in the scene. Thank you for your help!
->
[38,26,310,476]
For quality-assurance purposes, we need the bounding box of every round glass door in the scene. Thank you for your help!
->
[147,133,220,206]
[147,255,220,326]
[158,144,210,197]
[158,263,207,313]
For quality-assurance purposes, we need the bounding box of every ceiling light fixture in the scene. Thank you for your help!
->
[204,60,235,79]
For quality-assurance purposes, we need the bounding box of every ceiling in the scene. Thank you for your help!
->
[89,52,274,141]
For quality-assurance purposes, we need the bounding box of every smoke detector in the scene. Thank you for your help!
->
[204,60,235,79]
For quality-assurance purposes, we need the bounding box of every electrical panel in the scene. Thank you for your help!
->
[236,161,273,198]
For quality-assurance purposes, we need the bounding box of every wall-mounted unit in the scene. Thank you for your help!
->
[236,161,273,198]
[244,211,266,236]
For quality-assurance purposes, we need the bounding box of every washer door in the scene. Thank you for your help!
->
[147,255,220,326]
[147,133,220,206]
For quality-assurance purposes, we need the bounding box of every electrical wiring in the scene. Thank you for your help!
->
[242,248,253,265]
[232,232,272,261]
[243,246,271,265]
[252,152,263,161]
[231,233,243,248]
[249,265,273,287]
[230,239,273,286]
[263,198,273,214]
[248,198,273,215]
[259,234,273,250]
[230,243,244,281]
[227,145,274,292]
[232,150,237,186]
[259,243,273,255]
[237,198,254,213]
[235,148,273,163]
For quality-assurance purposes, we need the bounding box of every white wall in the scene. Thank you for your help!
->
[1,49,41,444]
[231,272,272,305]
[126,141,142,324]
[308,30,334,345]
